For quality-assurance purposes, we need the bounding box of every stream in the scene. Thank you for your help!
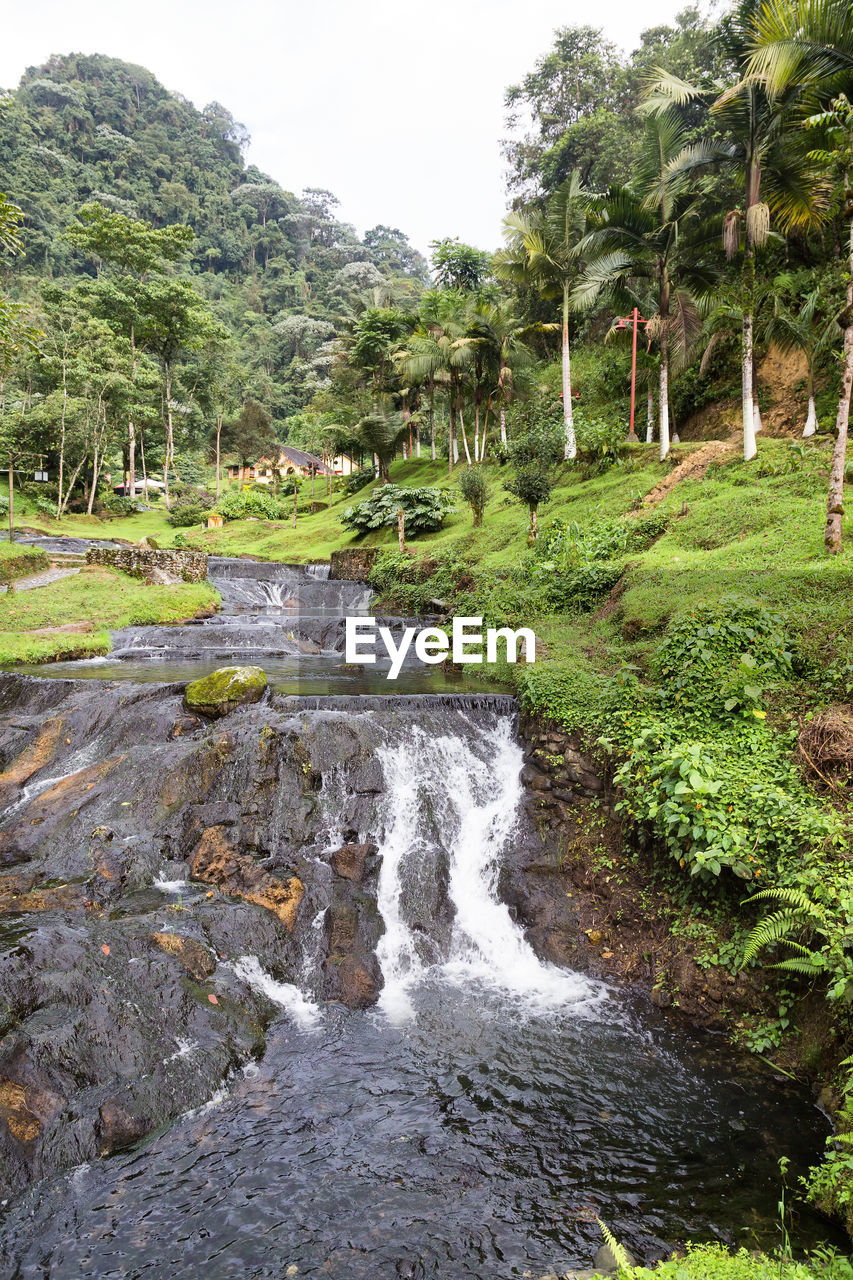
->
[0,550,843,1277]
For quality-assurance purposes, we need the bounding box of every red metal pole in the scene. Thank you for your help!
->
[628,306,639,442]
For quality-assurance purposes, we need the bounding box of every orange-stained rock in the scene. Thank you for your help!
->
[190,825,303,930]
[0,1048,65,1147]
[148,931,216,981]
[0,716,65,804]
[330,842,378,883]
[0,1081,40,1143]
[0,872,82,915]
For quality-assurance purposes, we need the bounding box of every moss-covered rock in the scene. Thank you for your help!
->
[184,666,268,718]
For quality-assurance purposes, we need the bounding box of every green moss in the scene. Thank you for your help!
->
[185,665,268,718]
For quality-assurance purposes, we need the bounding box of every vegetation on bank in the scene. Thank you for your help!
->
[0,565,219,665]
[0,542,48,584]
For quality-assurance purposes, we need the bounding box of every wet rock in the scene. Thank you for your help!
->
[324,954,382,1009]
[330,841,379,883]
[0,715,65,805]
[98,1095,150,1155]
[148,931,216,981]
[190,825,304,930]
[593,1242,637,1273]
[184,666,268,719]
[0,872,82,915]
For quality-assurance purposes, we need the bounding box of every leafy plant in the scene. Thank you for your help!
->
[457,466,489,526]
[341,485,453,536]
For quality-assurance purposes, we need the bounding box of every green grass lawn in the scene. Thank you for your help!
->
[0,565,220,665]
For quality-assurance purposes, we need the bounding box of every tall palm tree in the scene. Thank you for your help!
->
[644,1,821,460]
[459,300,537,454]
[398,290,469,474]
[573,111,718,460]
[495,170,589,459]
[747,5,853,549]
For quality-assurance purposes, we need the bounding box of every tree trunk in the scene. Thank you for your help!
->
[397,506,406,552]
[128,323,136,502]
[7,453,13,544]
[528,505,538,545]
[292,481,298,528]
[459,409,472,466]
[215,415,222,496]
[646,387,654,443]
[659,338,670,461]
[826,212,853,554]
[141,431,149,505]
[804,370,817,438]
[429,384,436,461]
[57,351,67,518]
[742,247,757,462]
[561,284,576,460]
[163,360,174,508]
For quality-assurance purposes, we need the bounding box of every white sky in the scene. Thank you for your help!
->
[1,0,687,257]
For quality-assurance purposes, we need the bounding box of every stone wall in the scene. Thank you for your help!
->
[85,547,208,583]
[329,548,378,582]
[518,710,607,804]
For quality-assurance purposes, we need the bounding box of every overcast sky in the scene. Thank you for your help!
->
[1,0,690,257]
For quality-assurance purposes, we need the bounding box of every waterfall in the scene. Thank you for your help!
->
[372,711,603,1020]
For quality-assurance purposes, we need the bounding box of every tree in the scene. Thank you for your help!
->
[356,413,407,484]
[645,2,821,461]
[502,26,627,199]
[573,113,717,460]
[747,7,853,549]
[458,466,489,527]
[429,238,494,294]
[67,202,194,497]
[461,300,537,451]
[140,276,216,504]
[496,171,590,459]
[195,332,242,496]
[504,407,563,542]
[220,398,277,469]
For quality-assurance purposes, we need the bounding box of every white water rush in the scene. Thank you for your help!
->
[373,712,602,1021]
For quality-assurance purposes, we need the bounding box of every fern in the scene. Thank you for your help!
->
[597,1220,634,1274]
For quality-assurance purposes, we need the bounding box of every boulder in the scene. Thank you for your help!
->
[138,536,160,550]
[330,841,379,883]
[184,666,268,719]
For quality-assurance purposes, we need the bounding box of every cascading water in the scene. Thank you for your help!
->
[0,544,843,1276]
[373,713,602,1020]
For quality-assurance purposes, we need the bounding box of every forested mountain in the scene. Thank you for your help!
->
[0,53,428,420]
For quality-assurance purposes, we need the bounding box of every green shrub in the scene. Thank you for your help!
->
[341,485,453,536]
[343,469,374,495]
[215,486,295,521]
[457,466,489,526]
[167,502,210,528]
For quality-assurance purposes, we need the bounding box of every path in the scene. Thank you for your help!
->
[0,567,79,595]
[636,437,737,511]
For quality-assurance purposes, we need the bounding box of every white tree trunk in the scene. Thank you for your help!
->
[803,395,817,438]
[562,329,576,460]
[646,387,654,443]
[500,403,507,447]
[742,312,757,462]
[659,354,670,461]
[459,410,472,465]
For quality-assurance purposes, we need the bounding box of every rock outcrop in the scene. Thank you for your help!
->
[184,665,268,718]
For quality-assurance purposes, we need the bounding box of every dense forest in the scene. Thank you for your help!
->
[0,1,852,545]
